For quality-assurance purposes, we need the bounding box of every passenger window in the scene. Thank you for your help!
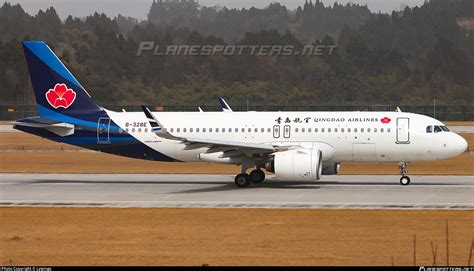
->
[203,128,206,132]
[247,128,251,133]
[387,128,391,133]
[235,128,238,132]
[138,128,141,133]
[321,128,325,133]
[367,128,371,133]
[261,128,264,133]
[328,128,331,133]
[380,128,384,133]
[209,128,213,132]
[196,128,200,133]
[354,128,358,133]
[144,128,148,133]
[434,126,442,133]
[228,128,232,132]
[177,128,180,133]
[335,128,338,133]
[441,126,449,132]
[426,126,432,133]
[308,128,312,132]
[361,128,364,132]
[183,128,187,133]
[341,128,344,133]
[267,128,271,133]
[241,128,245,132]
[190,128,193,133]
[254,128,258,133]
[295,128,299,133]
[170,128,174,132]
[315,128,318,133]
[347,128,351,132]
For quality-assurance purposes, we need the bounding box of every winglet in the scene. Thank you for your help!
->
[198,106,204,112]
[141,105,183,141]
[218,97,233,112]
[396,106,402,112]
[141,105,163,132]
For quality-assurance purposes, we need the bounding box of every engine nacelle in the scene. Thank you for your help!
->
[266,148,322,181]
[321,162,340,175]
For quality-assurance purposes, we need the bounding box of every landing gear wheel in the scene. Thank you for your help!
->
[235,173,251,187]
[250,169,265,183]
[400,176,411,186]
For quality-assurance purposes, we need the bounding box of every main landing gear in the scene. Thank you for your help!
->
[234,165,266,187]
[399,162,410,185]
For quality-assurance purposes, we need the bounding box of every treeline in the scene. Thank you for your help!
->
[0,0,473,107]
[148,0,371,42]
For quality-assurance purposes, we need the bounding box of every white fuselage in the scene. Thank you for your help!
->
[107,110,467,163]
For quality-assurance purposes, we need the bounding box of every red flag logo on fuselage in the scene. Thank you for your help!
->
[380,117,391,124]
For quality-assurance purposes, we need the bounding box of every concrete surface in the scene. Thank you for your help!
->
[0,174,472,209]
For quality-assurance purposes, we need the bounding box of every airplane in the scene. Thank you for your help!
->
[14,41,468,187]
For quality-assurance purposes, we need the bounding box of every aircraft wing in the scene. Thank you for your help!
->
[141,106,287,154]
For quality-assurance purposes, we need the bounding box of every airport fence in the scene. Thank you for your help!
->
[1,104,474,121]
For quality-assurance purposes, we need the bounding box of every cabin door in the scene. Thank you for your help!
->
[97,117,111,144]
[396,117,410,144]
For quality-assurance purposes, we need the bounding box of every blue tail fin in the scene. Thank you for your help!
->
[22,41,103,117]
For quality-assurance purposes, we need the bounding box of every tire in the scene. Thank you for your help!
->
[235,173,251,187]
[250,169,265,183]
[400,176,411,185]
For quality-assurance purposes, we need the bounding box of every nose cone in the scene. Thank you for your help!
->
[454,134,468,155]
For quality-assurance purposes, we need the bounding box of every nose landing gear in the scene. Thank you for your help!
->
[399,162,410,185]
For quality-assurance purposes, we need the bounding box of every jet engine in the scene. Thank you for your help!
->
[265,148,322,181]
[321,162,340,175]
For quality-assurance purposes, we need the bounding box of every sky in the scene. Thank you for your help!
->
[7,0,426,20]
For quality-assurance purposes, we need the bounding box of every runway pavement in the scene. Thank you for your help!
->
[0,174,473,209]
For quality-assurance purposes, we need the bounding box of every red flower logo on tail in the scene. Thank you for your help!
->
[45,83,76,109]
[380,117,391,124]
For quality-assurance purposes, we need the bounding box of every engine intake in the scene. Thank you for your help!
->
[266,148,322,181]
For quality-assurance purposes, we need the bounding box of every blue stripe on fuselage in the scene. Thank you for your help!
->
[37,105,120,131]
[14,125,177,162]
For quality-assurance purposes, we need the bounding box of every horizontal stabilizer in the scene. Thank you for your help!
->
[13,118,74,137]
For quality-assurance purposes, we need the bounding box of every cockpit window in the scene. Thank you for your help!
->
[428,125,449,133]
